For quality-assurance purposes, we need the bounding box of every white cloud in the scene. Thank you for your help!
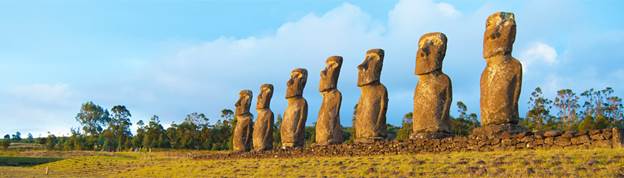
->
[5,0,622,134]
[145,1,466,126]
[540,74,562,97]
[387,0,462,42]
[1,83,77,136]
[519,42,558,69]
[437,3,462,17]
[7,83,73,105]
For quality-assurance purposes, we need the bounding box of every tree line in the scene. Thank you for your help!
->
[2,87,623,151]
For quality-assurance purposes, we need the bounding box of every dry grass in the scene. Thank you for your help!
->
[1,148,623,177]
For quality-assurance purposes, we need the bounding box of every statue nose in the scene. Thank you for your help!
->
[287,79,294,86]
[358,60,368,70]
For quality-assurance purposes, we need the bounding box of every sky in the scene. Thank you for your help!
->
[1,0,623,137]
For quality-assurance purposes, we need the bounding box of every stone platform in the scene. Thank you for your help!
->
[195,128,624,160]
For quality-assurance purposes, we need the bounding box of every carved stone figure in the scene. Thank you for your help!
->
[233,90,253,152]
[316,56,344,145]
[474,11,524,135]
[253,84,274,151]
[412,32,452,139]
[280,68,308,148]
[354,49,388,143]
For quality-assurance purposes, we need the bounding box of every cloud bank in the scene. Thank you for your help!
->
[2,0,623,136]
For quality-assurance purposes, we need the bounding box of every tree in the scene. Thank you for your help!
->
[67,128,84,150]
[12,131,21,142]
[75,101,110,150]
[101,128,115,151]
[174,112,207,149]
[386,124,400,140]
[209,109,234,150]
[196,115,212,150]
[578,87,614,130]
[605,96,624,128]
[133,120,146,150]
[46,132,57,150]
[304,124,316,146]
[220,109,235,150]
[578,114,595,132]
[525,87,553,131]
[341,126,353,144]
[2,134,10,149]
[450,101,480,135]
[554,89,580,131]
[221,109,234,121]
[75,102,110,136]
[272,114,282,147]
[396,112,413,141]
[108,105,133,151]
[347,104,358,143]
[27,133,34,143]
[143,115,167,150]
[166,123,179,149]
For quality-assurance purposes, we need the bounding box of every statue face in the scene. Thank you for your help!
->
[416,32,447,75]
[483,12,516,58]
[235,90,253,115]
[319,56,343,92]
[256,84,274,109]
[286,68,308,98]
[357,49,384,87]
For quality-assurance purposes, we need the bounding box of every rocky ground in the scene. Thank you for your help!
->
[195,128,622,160]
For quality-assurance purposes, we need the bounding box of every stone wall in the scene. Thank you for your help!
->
[196,128,624,160]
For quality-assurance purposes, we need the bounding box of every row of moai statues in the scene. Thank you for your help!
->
[232,11,524,151]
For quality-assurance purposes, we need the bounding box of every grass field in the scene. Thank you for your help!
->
[1,148,623,177]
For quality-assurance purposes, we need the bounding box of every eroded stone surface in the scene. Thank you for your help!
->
[316,56,344,145]
[253,84,274,151]
[233,90,253,152]
[477,11,524,135]
[200,128,624,160]
[354,49,388,143]
[412,32,452,139]
[281,68,308,148]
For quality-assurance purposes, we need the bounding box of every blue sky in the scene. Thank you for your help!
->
[1,0,623,137]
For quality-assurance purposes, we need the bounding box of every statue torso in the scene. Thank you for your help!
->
[480,57,522,125]
[413,73,451,132]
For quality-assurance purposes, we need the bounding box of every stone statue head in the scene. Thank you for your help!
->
[483,11,516,59]
[416,32,447,75]
[357,49,384,87]
[320,56,343,92]
[235,90,253,115]
[256,84,274,109]
[286,68,308,98]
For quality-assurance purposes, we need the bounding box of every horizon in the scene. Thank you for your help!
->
[1,0,624,137]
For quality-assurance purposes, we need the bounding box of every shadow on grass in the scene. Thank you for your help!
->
[0,157,63,167]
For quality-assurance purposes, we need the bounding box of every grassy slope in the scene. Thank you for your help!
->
[1,148,623,177]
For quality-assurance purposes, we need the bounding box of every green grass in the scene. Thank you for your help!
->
[0,157,62,166]
[1,148,623,177]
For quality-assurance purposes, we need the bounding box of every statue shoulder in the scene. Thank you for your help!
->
[440,73,452,86]
[333,89,342,97]
[378,83,388,91]
[510,57,523,68]
[440,73,450,81]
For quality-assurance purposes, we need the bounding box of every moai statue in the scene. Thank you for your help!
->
[280,68,308,148]
[412,32,452,139]
[316,56,344,145]
[233,90,253,152]
[253,84,274,151]
[474,12,524,136]
[354,49,388,143]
